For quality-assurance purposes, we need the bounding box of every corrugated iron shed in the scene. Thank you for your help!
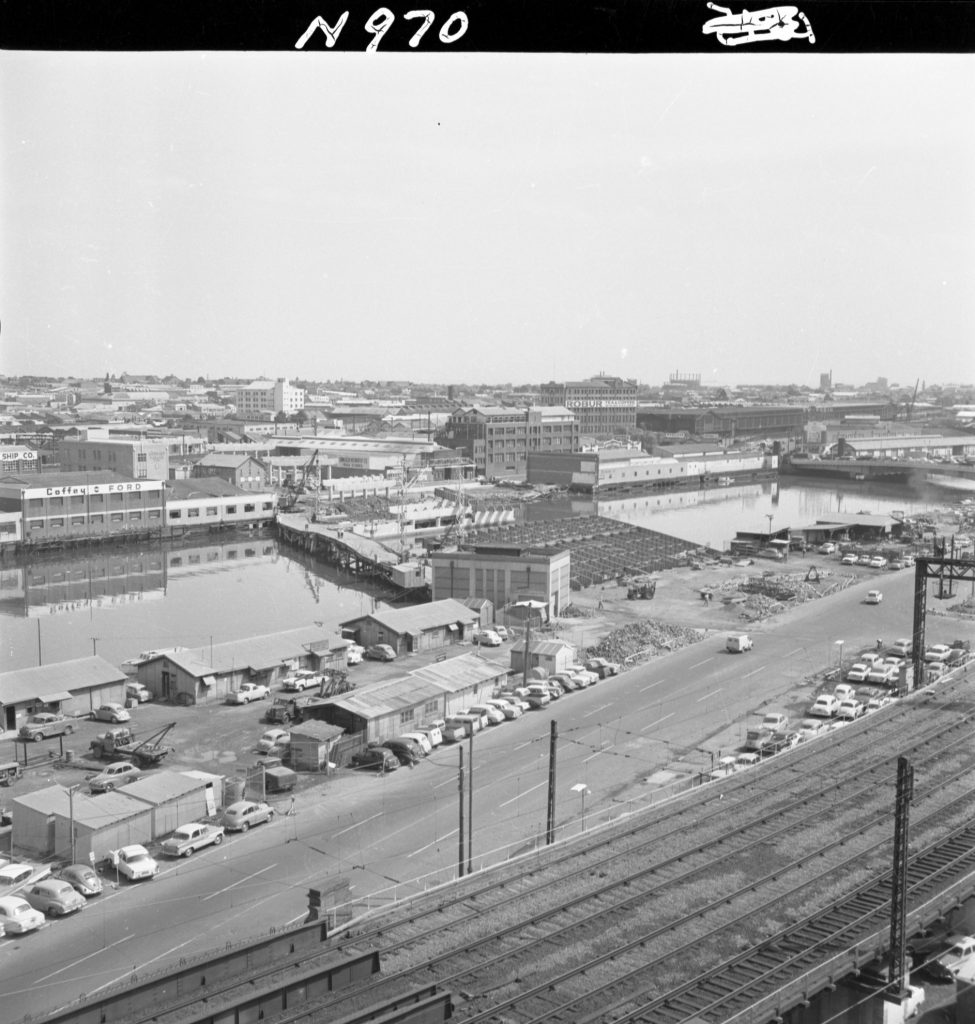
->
[123,771,206,804]
[340,598,477,636]
[144,626,333,678]
[0,656,127,705]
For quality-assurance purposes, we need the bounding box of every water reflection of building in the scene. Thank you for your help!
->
[1,537,278,617]
[3,549,169,618]
[596,483,766,522]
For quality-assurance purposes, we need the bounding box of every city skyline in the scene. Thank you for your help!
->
[2,53,973,386]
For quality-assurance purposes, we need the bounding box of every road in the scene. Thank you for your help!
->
[1,569,957,1022]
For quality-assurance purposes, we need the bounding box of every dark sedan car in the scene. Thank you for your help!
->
[364,644,397,662]
[350,748,399,772]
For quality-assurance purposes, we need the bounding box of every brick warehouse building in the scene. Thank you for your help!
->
[0,471,165,548]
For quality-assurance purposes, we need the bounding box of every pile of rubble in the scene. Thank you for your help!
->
[588,620,706,663]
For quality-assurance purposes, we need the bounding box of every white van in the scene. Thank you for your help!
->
[726,634,753,653]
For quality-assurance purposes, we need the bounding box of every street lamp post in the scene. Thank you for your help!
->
[835,639,845,673]
[765,513,774,540]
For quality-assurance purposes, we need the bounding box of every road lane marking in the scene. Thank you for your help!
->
[499,781,547,808]
[335,812,383,836]
[640,712,674,733]
[785,647,803,657]
[202,863,276,902]
[514,739,534,750]
[743,666,764,679]
[35,933,134,984]
[696,689,723,703]
[690,658,713,669]
[639,679,666,692]
[583,703,614,718]
[584,747,608,763]
[409,828,458,857]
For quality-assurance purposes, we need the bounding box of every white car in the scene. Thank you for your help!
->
[837,699,865,721]
[116,844,158,881]
[486,698,522,720]
[841,553,858,565]
[798,718,826,741]
[160,823,225,858]
[834,683,857,703]
[864,590,883,604]
[346,643,365,665]
[937,934,975,977]
[761,712,789,732]
[810,694,840,718]
[868,557,887,569]
[867,663,897,685]
[892,638,913,656]
[472,630,502,647]
[280,671,321,692]
[226,682,271,704]
[924,645,952,663]
[818,542,836,554]
[0,896,44,934]
[867,694,892,712]
[493,625,510,641]
[845,663,871,683]
[467,703,505,726]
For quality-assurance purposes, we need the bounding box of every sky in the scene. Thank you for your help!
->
[2,52,974,389]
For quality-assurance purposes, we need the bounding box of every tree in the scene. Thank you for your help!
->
[274,410,289,424]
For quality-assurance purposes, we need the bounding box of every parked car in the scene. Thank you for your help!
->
[364,644,397,662]
[472,630,502,647]
[116,844,159,881]
[432,719,467,744]
[418,723,444,747]
[868,663,897,685]
[125,682,152,703]
[350,747,399,771]
[818,542,836,554]
[18,712,76,742]
[226,682,270,704]
[834,683,857,702]
[444,713,481,737]
[584,657,621,678]
[798,718,826,741]
[936,934,975,977]
[868,557,888,569]
[864,590,884,604]
[859,652,884,668]
[837,699,865,721]
[466,703,505,726]
[280,671,321,692]
[399,731,434,755]
[0,896,44,934]
[549,672,578,692]
[92,702,131,723]
[161,822,225,858]
[222,800,275,832]
[735,752,761,770]
[912,956,956,985]
[867,694,892,712]
[567,666,599,686]
[0,861,51,892]
[857,554,874,566]
[255,728,291,756]
[374,738,423,766]
[845,663,871,683]
[497,691,531,714]
[23,879,86,916]
[925,644,952,663]
[841,553,858,565]
[761,712,789,732]
[768,731,800,753]
[810,694,840,718]
[493,625,510,641]
[485,698,522,720]
[88,761,142,793]
[525,685,551,710]
[57,864,103,898]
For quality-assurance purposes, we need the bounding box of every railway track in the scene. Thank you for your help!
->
[120,673,975,1024]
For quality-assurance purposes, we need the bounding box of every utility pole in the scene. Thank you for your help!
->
[546,720,558,845]
[467,730,474,875]
[457,747,465,878]
[887,756,913,997]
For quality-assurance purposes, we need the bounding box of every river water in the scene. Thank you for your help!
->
[0,478,956,674]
